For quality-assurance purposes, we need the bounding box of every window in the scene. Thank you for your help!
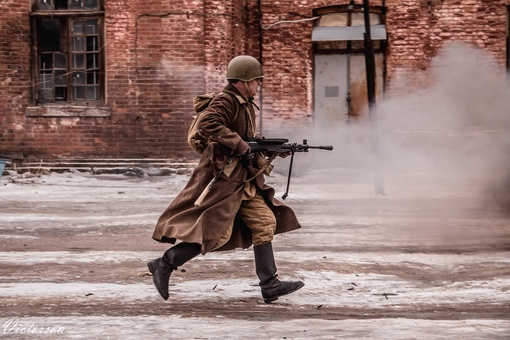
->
[312,5,386,54]
[31,0,104,104]
[312,4,386,120]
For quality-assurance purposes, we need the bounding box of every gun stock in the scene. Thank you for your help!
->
[194,185,211,207]
[194,171,221,207]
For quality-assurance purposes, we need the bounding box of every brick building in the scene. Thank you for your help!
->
[0,0,509,162]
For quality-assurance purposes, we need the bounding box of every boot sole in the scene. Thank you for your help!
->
[263,282,305,303]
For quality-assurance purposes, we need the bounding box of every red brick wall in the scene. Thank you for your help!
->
[0,0,508,160]
[256,0,387,134]
[0,1,32,157]
[0,0,235,160]
[385,0,508,96]
[128,0,206,158]
[203,1,258,90]
[256,0,508,132]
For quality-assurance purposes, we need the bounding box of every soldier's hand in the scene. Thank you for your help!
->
[278,151,291,158]
[235,139,250,156]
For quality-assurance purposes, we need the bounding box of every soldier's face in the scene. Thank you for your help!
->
[246,78,261,98]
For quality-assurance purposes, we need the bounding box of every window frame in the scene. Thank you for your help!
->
[313,5,387,55]
[30,1,105,107]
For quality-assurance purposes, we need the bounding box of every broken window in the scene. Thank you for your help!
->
[32,0,103,104]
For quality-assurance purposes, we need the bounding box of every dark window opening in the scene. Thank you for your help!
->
[36,0,100,11]
[55,0,68,9]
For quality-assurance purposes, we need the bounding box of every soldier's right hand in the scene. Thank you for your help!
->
[234,139,251,156]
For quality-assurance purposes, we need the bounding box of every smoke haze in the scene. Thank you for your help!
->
[380,42,510,177]
[278,42,510,205]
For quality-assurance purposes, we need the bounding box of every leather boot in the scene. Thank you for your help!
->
[253,242,304,303]
[147,242,201,300]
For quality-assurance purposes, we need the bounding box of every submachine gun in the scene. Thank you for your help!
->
[244,138,333,199]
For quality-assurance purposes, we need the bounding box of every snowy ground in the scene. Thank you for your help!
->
[0,166,509,339]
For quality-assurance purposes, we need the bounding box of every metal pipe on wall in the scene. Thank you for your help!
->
[258,0,264,135]
[363,0,385,196]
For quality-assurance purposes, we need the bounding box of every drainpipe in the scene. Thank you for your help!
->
[363,0,385,196]
[258,0,264,135]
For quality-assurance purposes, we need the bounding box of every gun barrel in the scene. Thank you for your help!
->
[309,145,333,151]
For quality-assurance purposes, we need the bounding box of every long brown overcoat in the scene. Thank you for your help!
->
[151,84,301,254]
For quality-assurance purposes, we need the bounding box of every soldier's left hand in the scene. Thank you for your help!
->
[278,151,291,158]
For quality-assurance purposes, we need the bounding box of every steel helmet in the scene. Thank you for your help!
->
[226,55,263,81]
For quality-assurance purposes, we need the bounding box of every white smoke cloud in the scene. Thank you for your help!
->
[380,42,510,175]
[273,42,510,211]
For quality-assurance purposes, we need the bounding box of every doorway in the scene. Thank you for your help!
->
[312,5,386,128]
[314,53,384,127]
